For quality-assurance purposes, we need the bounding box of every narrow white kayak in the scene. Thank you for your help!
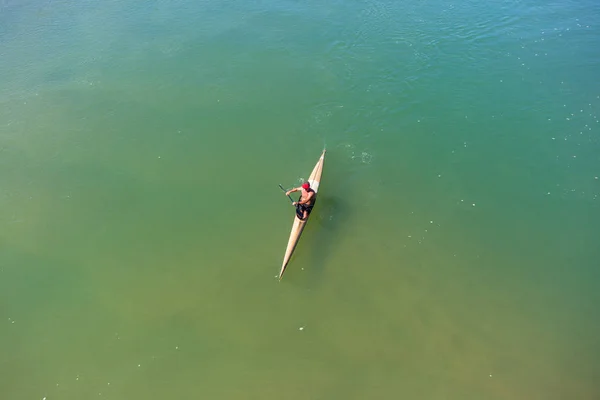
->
[279,149,326,280]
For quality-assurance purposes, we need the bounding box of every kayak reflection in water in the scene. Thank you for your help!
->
[286,182,315,221]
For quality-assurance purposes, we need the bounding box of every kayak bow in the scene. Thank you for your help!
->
[279,149,326,280]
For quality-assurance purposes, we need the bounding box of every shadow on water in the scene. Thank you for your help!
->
[300,192,353,288]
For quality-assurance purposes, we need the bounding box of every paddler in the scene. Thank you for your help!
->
[286,182,315,220]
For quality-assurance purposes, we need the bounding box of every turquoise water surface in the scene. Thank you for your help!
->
[1,1,599,399]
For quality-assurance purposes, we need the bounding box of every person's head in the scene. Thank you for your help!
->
[301,182,310,190]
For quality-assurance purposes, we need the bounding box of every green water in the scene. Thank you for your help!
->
[1,0,599,399]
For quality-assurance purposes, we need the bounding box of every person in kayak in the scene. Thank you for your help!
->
[286,182,315,220]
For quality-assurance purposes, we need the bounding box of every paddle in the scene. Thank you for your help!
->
[280,184,305,219]
[279,184,295,204]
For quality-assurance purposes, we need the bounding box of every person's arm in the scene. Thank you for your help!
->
[285,187,300,196]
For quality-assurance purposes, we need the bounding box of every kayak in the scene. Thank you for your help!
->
[279,149,326,280]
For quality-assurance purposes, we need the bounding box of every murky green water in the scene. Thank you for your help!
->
[1,0,599,399]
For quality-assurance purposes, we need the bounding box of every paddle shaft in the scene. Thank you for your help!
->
[280,185,306,218]
[279,184,295,204]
